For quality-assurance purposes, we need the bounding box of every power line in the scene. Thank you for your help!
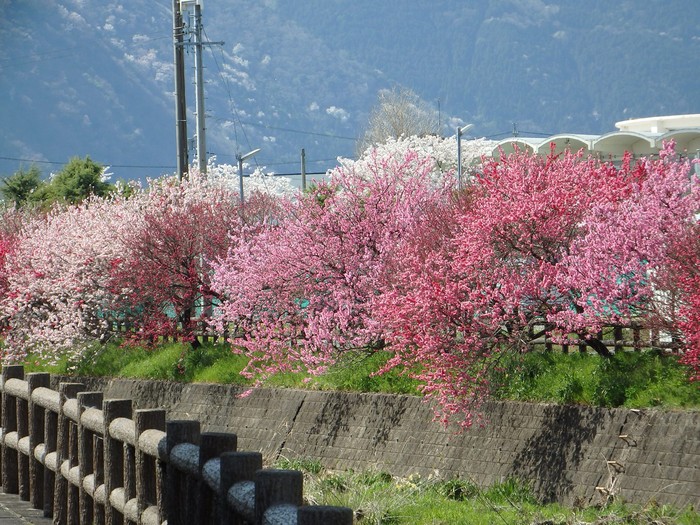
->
[203,26,254,158]
[235,171,330,179]
[236,120,357,141]
[0,156,174,170]
[202,27,357,158]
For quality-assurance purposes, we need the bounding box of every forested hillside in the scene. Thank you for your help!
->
[1,0,698,181]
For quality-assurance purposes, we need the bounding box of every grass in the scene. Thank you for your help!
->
[18,340,700,524]
[24,341,423,394]
[273,458,700,525]
[24,340,698,410]
[490,348,700,409]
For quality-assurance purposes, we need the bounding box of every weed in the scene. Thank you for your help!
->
[483,476,537,506]
[433,478,479,501]
[274,456,324,475]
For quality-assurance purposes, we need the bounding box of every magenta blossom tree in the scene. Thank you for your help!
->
[377,143,699,427]
[665,221,700,381]
[110,174,252,347]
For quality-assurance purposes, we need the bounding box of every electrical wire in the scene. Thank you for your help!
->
[0,156,174,170]
[202,26,253,158]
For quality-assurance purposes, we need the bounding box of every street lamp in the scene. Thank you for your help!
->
[236,148,261,204]
[456,124,474,191]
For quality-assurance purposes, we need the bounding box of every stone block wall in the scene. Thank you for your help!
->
[53,376,699,509]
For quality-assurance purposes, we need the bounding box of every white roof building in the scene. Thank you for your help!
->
[490,114,700,160]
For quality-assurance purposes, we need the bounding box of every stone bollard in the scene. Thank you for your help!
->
[197,432,238,525]
[254,469,303,525]
[298,505,354,525]
[164,420,200,525]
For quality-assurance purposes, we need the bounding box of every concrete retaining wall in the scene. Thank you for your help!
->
[53,376,699,509]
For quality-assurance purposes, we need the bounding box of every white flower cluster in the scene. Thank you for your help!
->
[343,135,496,186]
[204,158,297,198]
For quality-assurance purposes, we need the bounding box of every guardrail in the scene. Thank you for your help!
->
[0,365,352,525]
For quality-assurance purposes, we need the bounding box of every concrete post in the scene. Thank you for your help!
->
[103,399,132,525]
[298,506,354,525]
[1,365,24,494]
[27,373,50,510]
[254,469,303,525]
[197,432,237,524]
[165,420,200,525]
[53,382,85,525]
[93,433,105,525]
[220,451,262,525]
[134,409,166,525]
[43,389,59,518]
[78,392,103,524]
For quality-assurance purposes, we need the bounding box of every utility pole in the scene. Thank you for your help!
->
[300,148,307,191]
[173,0,223,178]
[172,0,188,180]
[456,124,473,191]
[192,2,207,175]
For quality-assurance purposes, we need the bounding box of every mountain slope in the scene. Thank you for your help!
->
[1,0,699,183]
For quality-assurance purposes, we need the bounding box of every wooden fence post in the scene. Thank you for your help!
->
[52,382,84,525]
[578,334,587,353]
[78,392,103,525]
[134,409,166,525]
[254,469,303,525]
[632,323,642,351]
[103,399,132,525]
[165,420,200,525]
[220,451,262,525]
[197,432,238,524]
[614,325,623,353]
[27,372,50,510]
[1,365,24,495]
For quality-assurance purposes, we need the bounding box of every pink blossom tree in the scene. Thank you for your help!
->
[349,134,495,186]
[1,173,281,361]
[211,148,455,379]
[551,143,700,338]
[0,229,15,328]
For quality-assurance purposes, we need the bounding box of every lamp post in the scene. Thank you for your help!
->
[456,124,474,191]
[236,148,261,204]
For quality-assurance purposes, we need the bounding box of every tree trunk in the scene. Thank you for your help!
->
[581,335,613,358]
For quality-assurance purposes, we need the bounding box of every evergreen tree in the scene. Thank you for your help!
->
[0,166,44,206]
[38,156,114,204]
